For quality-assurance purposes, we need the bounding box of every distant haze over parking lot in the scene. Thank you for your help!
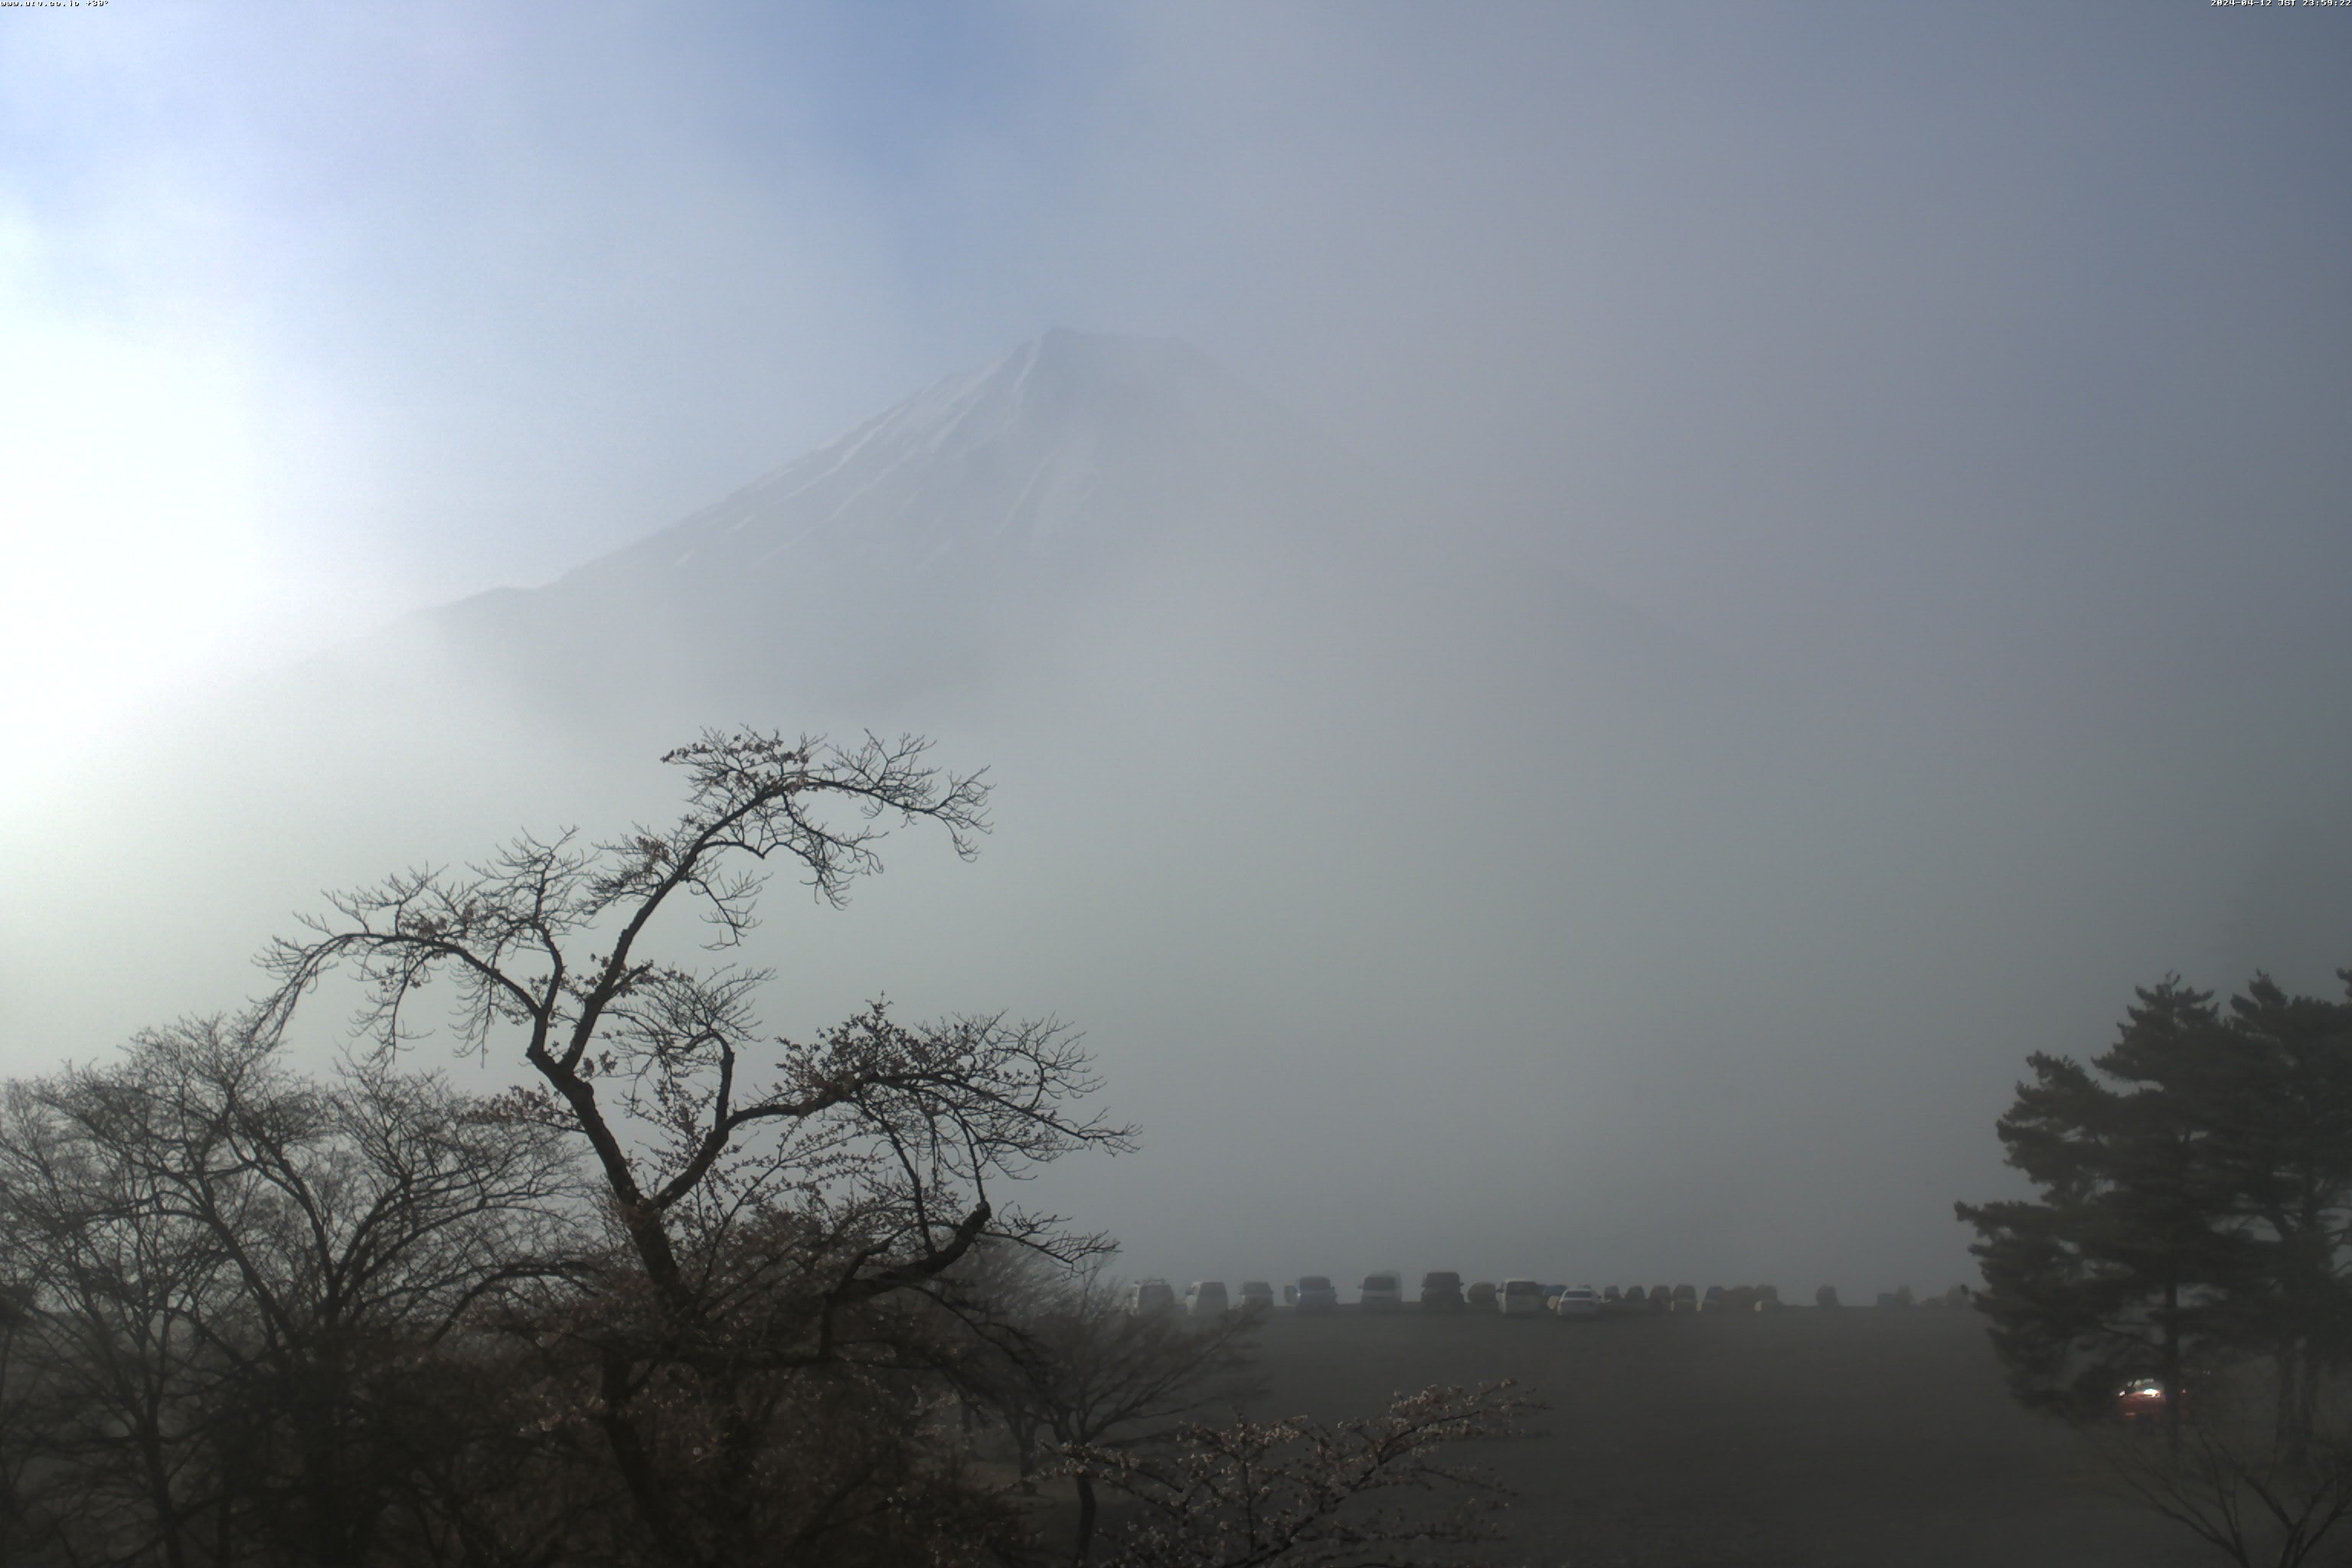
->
[5,7,2350,1299]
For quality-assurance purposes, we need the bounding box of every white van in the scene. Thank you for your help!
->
[1498,1278,1546,1316]
[1184,1280,1230,1317]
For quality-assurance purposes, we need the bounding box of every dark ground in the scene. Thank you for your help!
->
[1217,1304,2214,1568]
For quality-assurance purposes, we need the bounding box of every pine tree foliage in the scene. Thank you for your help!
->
[1958,978,2249,1422]
[1962,968,2352,1566]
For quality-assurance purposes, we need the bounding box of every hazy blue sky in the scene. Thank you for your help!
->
[6,2,2347,784]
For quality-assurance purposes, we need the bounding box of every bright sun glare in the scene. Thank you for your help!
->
[0,306,273,796]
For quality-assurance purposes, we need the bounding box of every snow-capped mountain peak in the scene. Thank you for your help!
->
[570,329,1296,590]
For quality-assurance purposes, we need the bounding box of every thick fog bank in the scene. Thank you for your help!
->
[5,334,2347,1298]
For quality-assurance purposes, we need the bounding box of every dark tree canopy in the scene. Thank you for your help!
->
[259,731,1129,1320]
[249,730,1137,1566]
[1962,971,2352,1443]
[1962,968,2352,1568]
[0,729,1531,1568]
[0,1021,581,1568]
[1958,978,2246,1423]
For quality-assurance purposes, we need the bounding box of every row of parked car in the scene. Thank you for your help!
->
[1127,1274,1818,1318]
[1129,1275,1979,1318]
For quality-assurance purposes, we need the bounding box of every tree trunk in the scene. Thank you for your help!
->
[136,1419,189,1568]
[2163,1281,2183,1462]
[1072,1472,1099,1565]
[598,1349,698,1568]
[2278,1337,2301,1458]
[2296,1344,2321,1462]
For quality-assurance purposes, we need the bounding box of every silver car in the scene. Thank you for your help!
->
[1553,1285,1601,1319]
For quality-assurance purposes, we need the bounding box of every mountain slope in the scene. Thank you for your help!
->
[577,328,1313,580]
[410,328,1702,733]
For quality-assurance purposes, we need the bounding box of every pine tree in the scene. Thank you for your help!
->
[1958,979,2246,1430]
[1960,972,2352,1453]
[2203,974,2352,1455]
